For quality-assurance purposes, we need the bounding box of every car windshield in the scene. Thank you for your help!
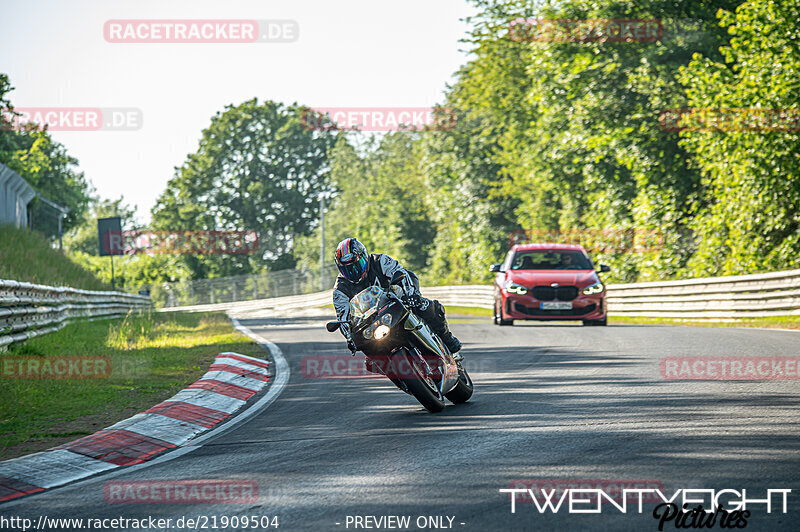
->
[349,285,384,322]
[510,250,593,270]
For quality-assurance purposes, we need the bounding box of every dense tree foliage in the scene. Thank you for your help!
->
[295,0,798,285]
[294,134,435,275]
[9,0,797,289]
[680,0,800,275]
[0,74,92,235]
[151,99,337,279]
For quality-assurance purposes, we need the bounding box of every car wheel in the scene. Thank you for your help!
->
[498,302,513,326]
[583,318,607,326]
[493,301,500,325]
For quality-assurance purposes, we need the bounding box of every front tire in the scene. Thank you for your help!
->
[499,318,514,326]
[583,317,607,326]
[498,301,514,326]
[444,367,473,404]
[396,350,445,413]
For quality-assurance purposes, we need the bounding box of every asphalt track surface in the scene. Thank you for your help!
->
[2,312,800,531]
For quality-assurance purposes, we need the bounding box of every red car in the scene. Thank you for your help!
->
[490,243,610,326]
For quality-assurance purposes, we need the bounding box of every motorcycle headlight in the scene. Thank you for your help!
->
[362,323,375,339]
[374,324,391,339]
[504,281,528,295]
[583,282,605,295]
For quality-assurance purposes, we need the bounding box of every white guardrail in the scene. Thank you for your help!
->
[0,280,152,348]
[424,271,800,318]
[163,269,800,320]
[424,272,800,318]
[605,268,800,318]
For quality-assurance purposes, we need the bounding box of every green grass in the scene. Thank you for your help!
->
[0,310,265,459]
[0,225,109,289]
[322,303,492,317]
[325,299,800,328]
[610,315,800,329]
[444,305,493,317]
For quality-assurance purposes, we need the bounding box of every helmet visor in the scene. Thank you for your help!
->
[337,252,368,281]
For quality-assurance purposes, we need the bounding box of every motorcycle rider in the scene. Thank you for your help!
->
[332,238,462,372]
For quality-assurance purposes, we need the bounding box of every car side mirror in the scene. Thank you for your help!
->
[326,321,341,332]
[599,264,611,273]
[390,271,405,285]
[489,264,502,273]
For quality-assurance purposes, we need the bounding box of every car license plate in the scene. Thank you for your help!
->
[541,301,573,310]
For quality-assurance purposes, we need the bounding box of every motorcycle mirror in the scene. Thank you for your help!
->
[390,271,405,286]
[326,321,341,332]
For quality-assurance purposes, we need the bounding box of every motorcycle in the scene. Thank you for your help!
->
[326,271,473,412]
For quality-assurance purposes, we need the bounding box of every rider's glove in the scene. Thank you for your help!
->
[347,340,357,354]
[403,292,423,308]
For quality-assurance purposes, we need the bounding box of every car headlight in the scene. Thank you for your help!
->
[374,324,391,339]
[583,282,605,295]
[504,281,528,295]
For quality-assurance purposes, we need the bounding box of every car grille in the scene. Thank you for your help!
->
[514,303,597,317]
[531,285,579,301]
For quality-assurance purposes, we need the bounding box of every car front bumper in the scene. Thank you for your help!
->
[502,292,606,320]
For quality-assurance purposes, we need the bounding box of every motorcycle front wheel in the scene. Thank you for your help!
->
[396,349,445,413]
[444,367,473,404]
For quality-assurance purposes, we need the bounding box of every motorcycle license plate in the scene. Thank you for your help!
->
[541,301,572,310]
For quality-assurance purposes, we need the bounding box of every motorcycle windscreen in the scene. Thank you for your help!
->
[349,285,383,324]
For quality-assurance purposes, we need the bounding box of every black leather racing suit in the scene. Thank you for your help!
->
[332,254,456,352]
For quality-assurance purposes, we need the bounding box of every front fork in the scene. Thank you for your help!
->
[402,312,460,393]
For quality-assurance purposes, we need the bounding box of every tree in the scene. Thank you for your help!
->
[679,0,800,275]
[151,99,338,278]
[0,74,92,237]
[295,133,436,277]
[417,0,738,283]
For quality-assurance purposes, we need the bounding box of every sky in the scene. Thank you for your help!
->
[0,0,478,223]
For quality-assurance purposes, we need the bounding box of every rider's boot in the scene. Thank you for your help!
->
[420,298,463,355]
[442,332,462,355]
[434,320,462,354]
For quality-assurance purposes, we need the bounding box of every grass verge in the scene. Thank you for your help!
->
[0,225,108,290]
[444,305,493,317]
[609,315,800,329]
[0,310,264,460]
[324,303,799,329]
[323,303,492,318]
